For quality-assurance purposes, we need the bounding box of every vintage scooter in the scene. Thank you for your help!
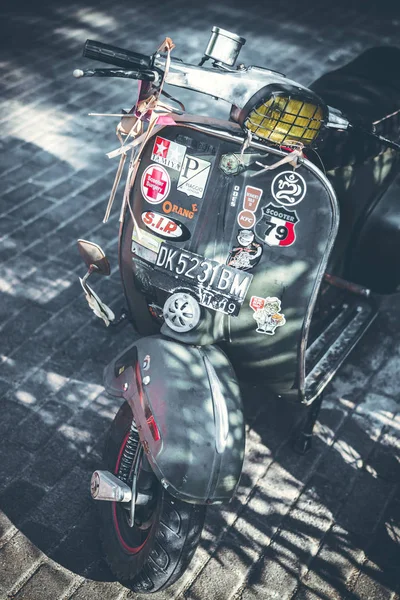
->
[74,28,400,592]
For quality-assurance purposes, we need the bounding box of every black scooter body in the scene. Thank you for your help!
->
[118,123,338,393]
[107,50,400,506]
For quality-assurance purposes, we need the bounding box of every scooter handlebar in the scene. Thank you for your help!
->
[83,39,152,71]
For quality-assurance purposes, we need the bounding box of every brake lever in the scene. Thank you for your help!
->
[73,68,157,82]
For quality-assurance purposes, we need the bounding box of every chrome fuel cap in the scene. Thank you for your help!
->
[163,293,201,332]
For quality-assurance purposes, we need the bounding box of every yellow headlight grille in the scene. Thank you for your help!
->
[244,95,324,146]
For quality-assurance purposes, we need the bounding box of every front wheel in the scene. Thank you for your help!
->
[98,401,206,593]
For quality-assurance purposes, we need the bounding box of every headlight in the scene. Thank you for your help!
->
[236,84,327,147]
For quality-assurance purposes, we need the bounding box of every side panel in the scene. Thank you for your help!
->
[119,123,339,394]
[104,335,245,504]
[346,169,400,294]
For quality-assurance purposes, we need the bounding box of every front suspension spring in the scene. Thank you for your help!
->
[118,421,139,485]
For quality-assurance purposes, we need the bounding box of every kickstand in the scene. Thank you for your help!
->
[293,392,324,455]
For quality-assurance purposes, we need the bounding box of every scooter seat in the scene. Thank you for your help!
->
[310,46,400,125]
[309,47,400,170]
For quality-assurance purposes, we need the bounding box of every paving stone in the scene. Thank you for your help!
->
[27,431,82,489]
[19,520,61,555]
[0,182,43,212]
[352,562,394,600]
[70,579,124,600]
[0,531,43,595]
[295,525,366,600]
[12,562,75,600]
[50,509,105,577]
[8,398,74,451]
[370,346,400,398]
[33,465,93,535]
[11,196,54,224]
[0,303,54,356]
[0,399,32,441]
[336,470,395,537]
[366,427,400,482]
[0,509,16,543]
[0,377,11,400]
[184,526,259,600]
[0,480,47,528]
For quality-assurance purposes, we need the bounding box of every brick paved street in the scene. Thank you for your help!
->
[1,0,400,598]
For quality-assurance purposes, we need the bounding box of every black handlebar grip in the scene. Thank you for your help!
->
[83,40,152,70]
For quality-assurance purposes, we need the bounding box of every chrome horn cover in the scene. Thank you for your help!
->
[163,293,201,333]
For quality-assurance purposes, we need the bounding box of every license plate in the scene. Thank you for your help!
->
[155,243,252,316]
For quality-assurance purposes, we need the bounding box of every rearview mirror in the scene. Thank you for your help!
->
[77,239,111,276]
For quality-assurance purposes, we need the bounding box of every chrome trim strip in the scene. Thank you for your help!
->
[203,355,229,454]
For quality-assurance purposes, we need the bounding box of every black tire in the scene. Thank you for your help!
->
[98,401,206,593]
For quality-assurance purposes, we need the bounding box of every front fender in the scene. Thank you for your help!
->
[104,335,245,504]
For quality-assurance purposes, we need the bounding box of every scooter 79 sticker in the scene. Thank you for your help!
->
[255,203,299,247]
[141,165,171,204]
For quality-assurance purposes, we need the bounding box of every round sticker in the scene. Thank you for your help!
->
[237,210,256,229]
[141,211,190,242]
[271,171,306,207]
[141,164,171,204]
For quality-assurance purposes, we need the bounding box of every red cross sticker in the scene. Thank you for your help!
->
[141,165,171,204]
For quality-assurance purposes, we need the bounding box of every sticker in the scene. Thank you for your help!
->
[143,355,151,370]
[271,171,306,206]
[118,366,125,375]
[151,136,186,171]
[132,241,157,264]
[132,228,161,253]
[250,296,286,335]
[163,200,198,220]
[220,153,242,175]
[237,210,256,229]
[243,186,262,212]
[141,165,171,204]
[255,203,298,247]
[141,211,190,241]
[177,155,211,198]
[230,185,240,208]
[227,229,263,271]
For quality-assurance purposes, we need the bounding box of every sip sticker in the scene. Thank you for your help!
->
[141,165,171,204]
[151,136,186,171]
[177,155,211,198]
[141,211,190,242]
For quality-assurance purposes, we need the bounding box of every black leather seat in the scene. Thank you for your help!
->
[309,47,400,170]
